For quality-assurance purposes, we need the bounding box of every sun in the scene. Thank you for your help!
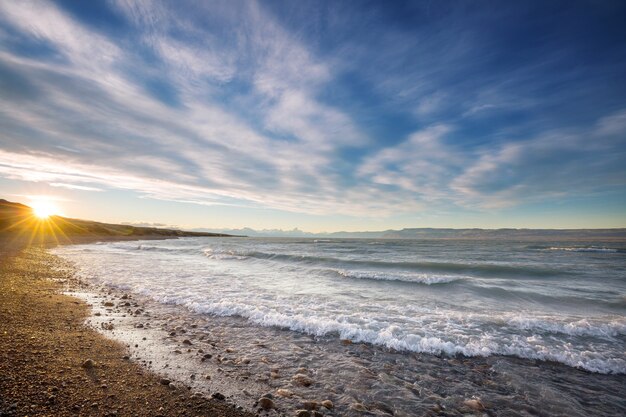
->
[31,200,60,219]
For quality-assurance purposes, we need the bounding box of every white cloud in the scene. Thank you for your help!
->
[358,124,458,201]
[451,109,626,208]
[49,183,103,192]
[414,92,447,117]
[357,109,626,210]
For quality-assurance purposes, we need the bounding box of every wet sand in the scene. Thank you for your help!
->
[0,238,254,417]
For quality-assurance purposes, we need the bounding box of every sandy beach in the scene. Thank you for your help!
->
[0,238,254,417]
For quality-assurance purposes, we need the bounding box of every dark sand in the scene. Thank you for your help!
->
[0,237,254,417]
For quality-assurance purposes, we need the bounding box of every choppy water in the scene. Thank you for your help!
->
[53,237,626,415]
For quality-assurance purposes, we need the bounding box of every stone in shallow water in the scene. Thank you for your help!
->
[464,398,485,411]
[350,402,366,411]
[211,392,225,400]
[321,400,334,409]
[258,397,275,410]
[292,373,313,387]
[301,401,319,410]
[101,322,114,331]
[275,389,294,398]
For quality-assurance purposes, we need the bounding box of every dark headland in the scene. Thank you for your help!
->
[0,198,238,245]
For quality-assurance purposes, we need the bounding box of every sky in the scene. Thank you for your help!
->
[1,0,625,232]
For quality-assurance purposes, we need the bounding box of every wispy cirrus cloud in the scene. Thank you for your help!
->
[0,0,373,215]
[0,0,625,226]
[451,110,626,209]
[49,183,103,192]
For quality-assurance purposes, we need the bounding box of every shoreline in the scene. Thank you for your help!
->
[0,238,254,417]
[3,236,626,416]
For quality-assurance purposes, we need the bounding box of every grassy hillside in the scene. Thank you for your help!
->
[0,199,233,242]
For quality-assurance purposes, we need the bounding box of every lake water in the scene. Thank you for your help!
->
[53,237,626,415]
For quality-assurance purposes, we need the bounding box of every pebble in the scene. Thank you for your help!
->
[101,323,114,331]
[159,378,171,385]
[350,402,366,411]
[292,373,314,387]
[182,339,192,345]
[81,359,95,369]
[295,410,311,417]
[321,400,334,409]
[103,302,114,307]
[258,397,275,410]
[464,398,485,411]
[275,389,294,398]
[211,392,225,401]
[302,401,319,410]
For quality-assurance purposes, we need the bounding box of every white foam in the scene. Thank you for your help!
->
[547,247,618,253]
[165,298,626,374]
[51,239,626,375]
[505,316,626,338]
[334,269,463,284]
[203,248,248,260]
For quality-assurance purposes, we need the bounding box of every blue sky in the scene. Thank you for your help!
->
[0,0,625,231]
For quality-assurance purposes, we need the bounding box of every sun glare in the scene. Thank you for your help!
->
[31,200,60,219]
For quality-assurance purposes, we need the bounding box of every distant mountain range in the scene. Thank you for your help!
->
[194,226,626,240]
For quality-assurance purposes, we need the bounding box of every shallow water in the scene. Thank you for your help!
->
[53,237,626,415]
